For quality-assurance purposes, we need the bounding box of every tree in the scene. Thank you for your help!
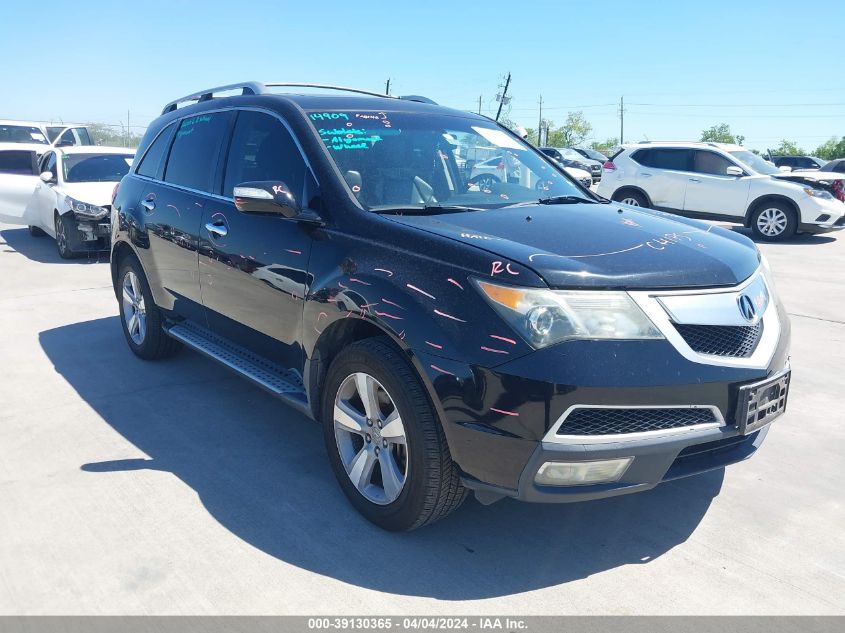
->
[85,122,143,147]
[591,137,619,154]
[772,139,805,156]
[545,111,593,148]
[814,136,845,160]
[700,123,743,145]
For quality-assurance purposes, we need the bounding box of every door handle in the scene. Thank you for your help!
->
[141,196,155,212]
[205,221,228,238]
[688,178,701,183]
[641,173,652,178]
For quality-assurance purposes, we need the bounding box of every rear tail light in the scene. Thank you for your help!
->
[603,160,616,171]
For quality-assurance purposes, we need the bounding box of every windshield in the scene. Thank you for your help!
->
[62,153,134,183]
[582,148,608,162]
[0,124,48,145]
[729,150,779,175]
[308,110,586,212]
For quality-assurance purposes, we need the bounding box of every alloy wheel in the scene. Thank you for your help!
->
[620,197,641,207]
[756,207,788,237]
[121,271,147,345]
[55,215,68,254]
[333,372,408,505]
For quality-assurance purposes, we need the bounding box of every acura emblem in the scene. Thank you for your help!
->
[738,294,757,322]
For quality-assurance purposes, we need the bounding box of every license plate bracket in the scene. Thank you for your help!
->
[736,369,790,435]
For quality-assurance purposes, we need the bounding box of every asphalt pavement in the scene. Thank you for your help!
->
[0,220,843,615]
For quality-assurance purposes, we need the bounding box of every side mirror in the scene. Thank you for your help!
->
[726,165,744,177]
[40,171,55,183]
[233,181,300,218]
[778,166,792,172]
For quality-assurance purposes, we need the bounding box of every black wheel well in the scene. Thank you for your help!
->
[307,318,403,419]
[745,195,799,227]
[612,186,651,206]
[110,241,136,298]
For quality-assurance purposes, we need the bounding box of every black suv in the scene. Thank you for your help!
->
[111,82,791,531]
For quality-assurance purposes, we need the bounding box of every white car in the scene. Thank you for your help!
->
[470,154,593,189]
[0,119,94,150]
[597,141,845,241]
[0,146,134,258]
[0,142,44,224]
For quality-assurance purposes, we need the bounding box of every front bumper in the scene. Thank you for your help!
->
[64,213,111,252]
[413,298,790,504]
[798,197,845,233]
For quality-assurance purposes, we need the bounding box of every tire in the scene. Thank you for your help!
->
[28,225,46,237]
[321,337,467,531]
[54,212,76,259]
[117,255,181,360]
[750,202,797,241]
[612,189,648,208]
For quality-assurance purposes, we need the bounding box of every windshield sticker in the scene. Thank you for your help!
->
[471,126,523,150]
[30,132,46,141]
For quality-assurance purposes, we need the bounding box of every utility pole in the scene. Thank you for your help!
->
[537,94,543,146]
[478,95,482,115]
[495,72,511,122]
[619,96,624,144]
[385,79,391,95]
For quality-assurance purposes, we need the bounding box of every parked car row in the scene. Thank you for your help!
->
[539,146,604,183]
[597,141,845,240]
[0,119,94,149]
[0,142,134,257]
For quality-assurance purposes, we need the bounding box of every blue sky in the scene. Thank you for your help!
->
[2,0,843,152]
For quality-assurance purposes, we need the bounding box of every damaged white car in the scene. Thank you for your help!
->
[0,146,134,258]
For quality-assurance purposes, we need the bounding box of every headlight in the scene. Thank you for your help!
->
[759,254,780,304]
[66,196,108,220]
[474,279,664,348]
[803,187,833,200]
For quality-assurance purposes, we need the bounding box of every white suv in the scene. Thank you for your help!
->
[596,141,845,241]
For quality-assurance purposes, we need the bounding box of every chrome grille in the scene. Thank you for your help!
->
[557,407,719,436]
[674,322,763,358]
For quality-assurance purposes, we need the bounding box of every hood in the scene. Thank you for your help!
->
[385,203,760,289]
[59,182,117,207]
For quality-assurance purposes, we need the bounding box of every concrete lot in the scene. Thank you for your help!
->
[0,220,843,615]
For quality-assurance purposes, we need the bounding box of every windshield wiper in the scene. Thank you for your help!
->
[503,195,595,208]
[374,204,486,215]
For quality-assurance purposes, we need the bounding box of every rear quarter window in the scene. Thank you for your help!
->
[633,148,691,171]
[136,123,176,180]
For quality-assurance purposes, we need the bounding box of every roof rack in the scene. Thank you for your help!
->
[161,82,436,114]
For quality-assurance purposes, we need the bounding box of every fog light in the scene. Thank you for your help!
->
[534,457,633,486]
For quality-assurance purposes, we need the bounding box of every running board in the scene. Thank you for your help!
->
[165,321,310,415]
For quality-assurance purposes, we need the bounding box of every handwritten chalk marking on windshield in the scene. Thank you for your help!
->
[434,309,466,322]
[491,408,519,417]
[375,311,403,320]
[431,365,455,376]
[425,341,443,349]
[480,346,509,354]
[374,268,394,276]
[447,278,464,290]
[407,284,436,300]
[348,278,371,285]
[285,249,302,255]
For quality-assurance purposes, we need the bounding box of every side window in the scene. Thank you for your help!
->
[57,129,76,147]
[164,112,233,193]
[136,123,176,179]
[41,152,57,178]
[222,111,309,202]
[835,162,845,174]
[648,149,692,171]
[631,149,652,166]
[693,151,734,176]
